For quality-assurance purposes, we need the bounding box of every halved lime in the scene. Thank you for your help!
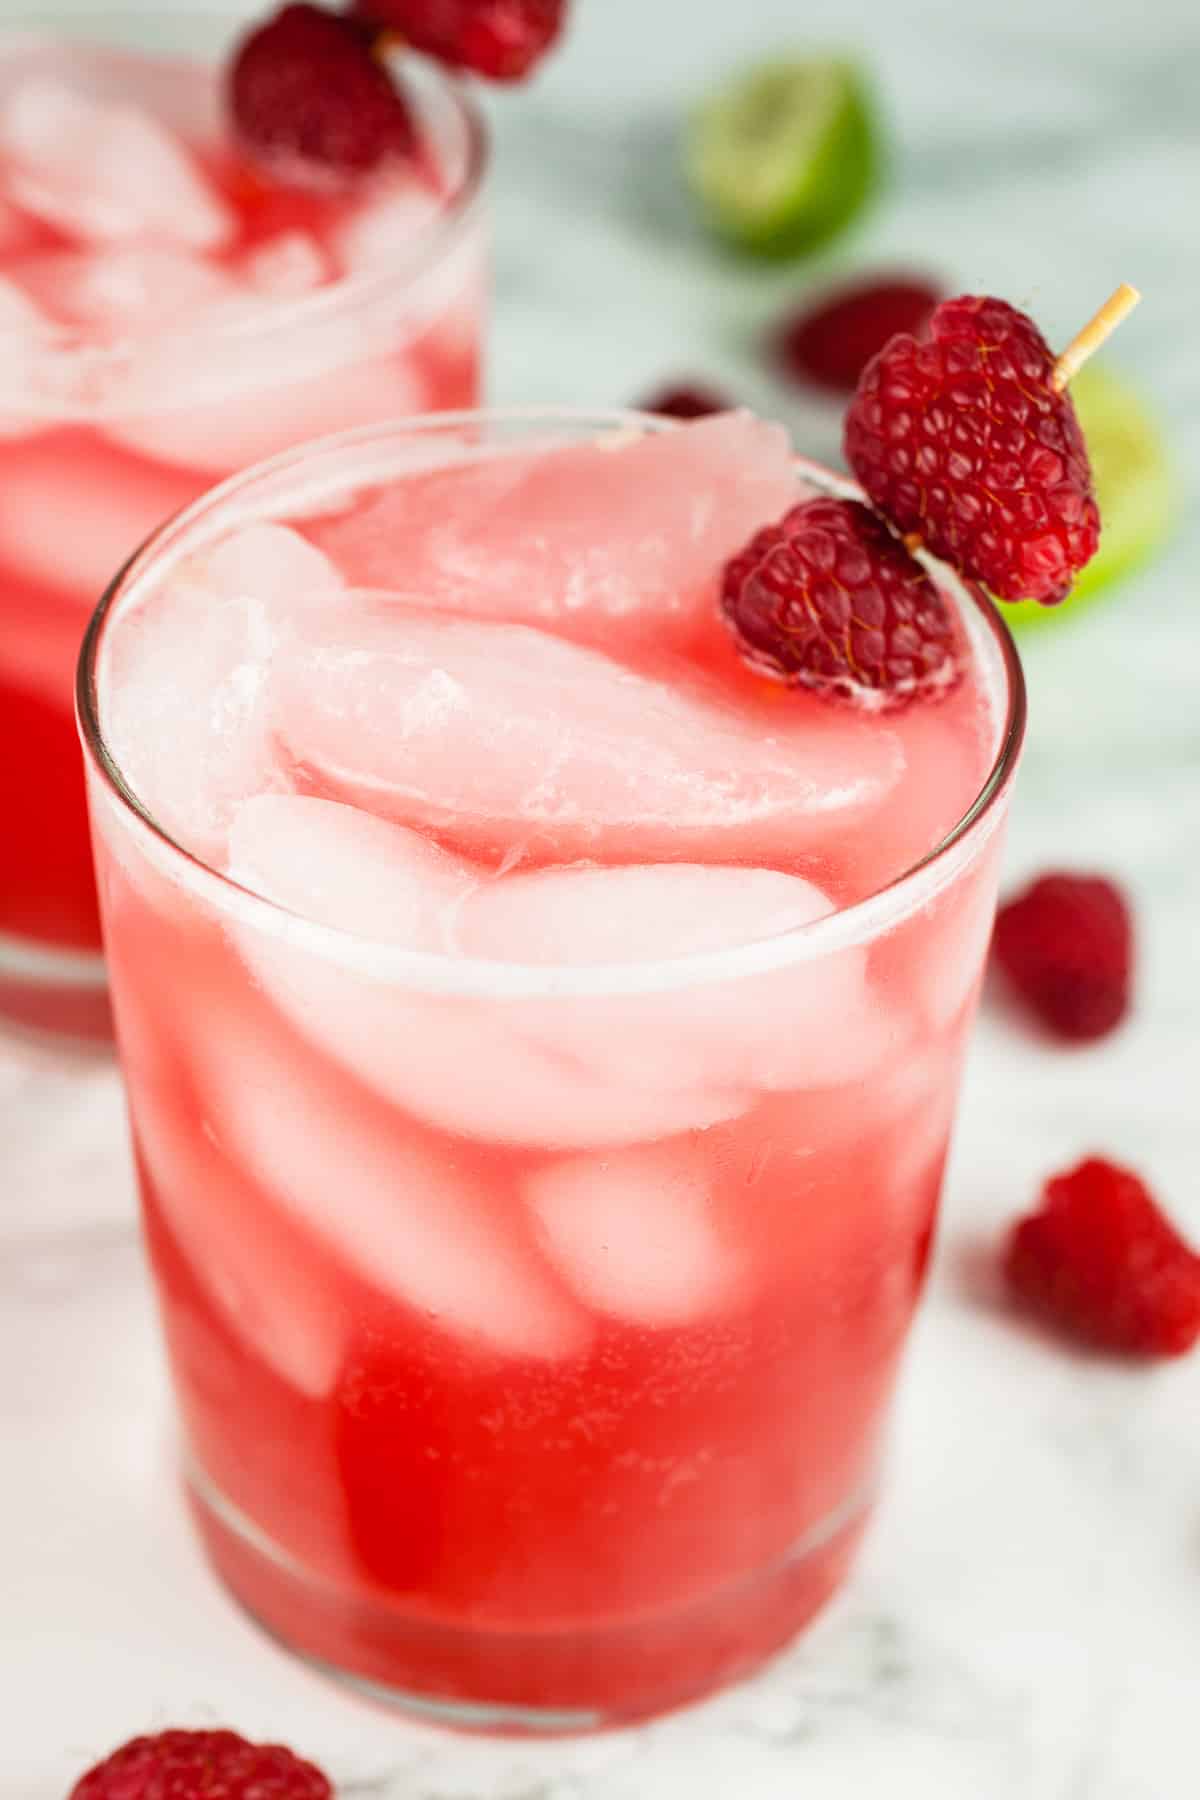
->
[685,57,881,260]
[1008,363,1174,632]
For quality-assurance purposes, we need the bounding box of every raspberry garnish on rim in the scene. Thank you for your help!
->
[229,0,569,180]
[352,0,567,81]
[229,5,417,178]
[844,284,1140,605]
[720,496,961,709]
[721,284,1139,705]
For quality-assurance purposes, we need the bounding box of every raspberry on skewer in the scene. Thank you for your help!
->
[845,284,1140,605]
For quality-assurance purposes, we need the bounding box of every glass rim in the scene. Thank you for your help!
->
[77,406,1028,999]
[0,32,488,364]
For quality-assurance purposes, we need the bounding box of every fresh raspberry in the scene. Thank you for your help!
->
[775,275,941,394]
[1006,1157,1200,1357]
[992,872,1132,1041]
[69,1729,332,1800]
[720,496,961,708]
[352,0,566,80]
[638,381,733,420]
[229,5,416,179]
[844,294,1101,604]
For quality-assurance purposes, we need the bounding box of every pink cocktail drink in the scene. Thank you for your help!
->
[80,411,1024,1727]
[0,34,485,1040]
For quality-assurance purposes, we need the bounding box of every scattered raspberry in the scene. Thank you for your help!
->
[229,4,416,179]
[69,1729,332,1800]
[775,275,941,394]
[844,294,1101,604]
[720,495,961,707]
[638,381,733,420]
[1006,1157,1200,1357]
[993,872,1132,1041]
[352,0,566,80]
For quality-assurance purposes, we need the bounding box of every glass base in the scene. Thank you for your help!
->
[0,928,111,1044]
[187,1461,874,1733]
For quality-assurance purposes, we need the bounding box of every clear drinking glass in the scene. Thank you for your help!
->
[78,411,1025,1729]
[0,28,486,1042]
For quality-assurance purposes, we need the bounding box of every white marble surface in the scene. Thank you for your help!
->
[2,1,1199,1794]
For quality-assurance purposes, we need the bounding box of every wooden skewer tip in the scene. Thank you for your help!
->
[1052,283,1141,391]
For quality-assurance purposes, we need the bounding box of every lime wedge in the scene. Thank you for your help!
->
[685,57,881,260]
[1008,363,1174,633]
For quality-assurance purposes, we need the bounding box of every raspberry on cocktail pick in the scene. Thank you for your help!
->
[351,0,567,81]
[720,495,961,709]
[845,283,1141,605]
[229,4,417,179]
[69,1728,332,1800]
[1005,1157,1200,1358]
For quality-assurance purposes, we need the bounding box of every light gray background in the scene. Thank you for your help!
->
[2,3,1198,1795]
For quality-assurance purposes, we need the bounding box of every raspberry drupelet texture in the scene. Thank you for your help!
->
[352,0,566,80]
[69,1728,332,1800]
[992,872,1133,1042]
[844,295,1101,604]
[1006,1158,1200,1358]
[229,4,416,177]
[720,495,961,707]
[775,275,941,394]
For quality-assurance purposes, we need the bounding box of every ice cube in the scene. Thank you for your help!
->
[11,244,236,333]
[228,793,479,949]
[226,795,750,1147]
[306,414,800,650]
[334,183,445,272]
[102,329,428,476]
[240,231,329,298]
[100,526,342,862]
[270,606,906,866]
[0,77,233,249]
[461,861,902,1094]
[123,1006,348,1398]
[527,1143,744,1327]
[0,434,199,599]
[183,984,593,1361]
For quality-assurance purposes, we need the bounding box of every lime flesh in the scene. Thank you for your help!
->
[1007,363,1174,632]
[685,57,881,260]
